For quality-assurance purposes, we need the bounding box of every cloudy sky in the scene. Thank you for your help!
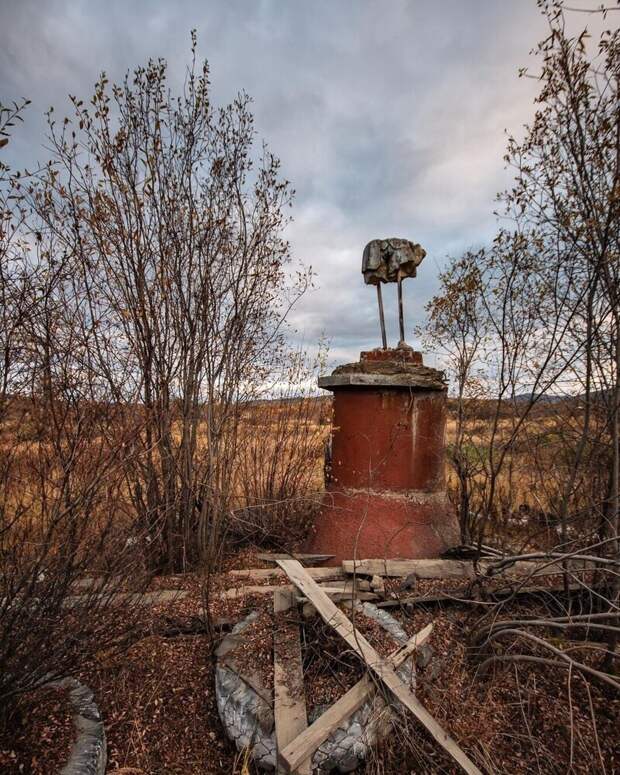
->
[0,1,603,368]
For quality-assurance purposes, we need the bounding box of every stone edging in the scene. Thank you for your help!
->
[47,677,107,775]
[215,602,412,773]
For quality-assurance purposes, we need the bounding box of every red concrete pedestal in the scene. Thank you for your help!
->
[305,347,459,565]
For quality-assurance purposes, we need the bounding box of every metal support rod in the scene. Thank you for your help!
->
[376,282,387,349]
[397,270,405,345]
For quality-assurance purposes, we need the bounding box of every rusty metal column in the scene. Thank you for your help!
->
[305,346,459,565]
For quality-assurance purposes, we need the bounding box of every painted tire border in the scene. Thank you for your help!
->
[47,677,107,775]
[215,602,412,773]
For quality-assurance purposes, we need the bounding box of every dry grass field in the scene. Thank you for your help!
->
[0,391,603,561]
[231,394,597,550]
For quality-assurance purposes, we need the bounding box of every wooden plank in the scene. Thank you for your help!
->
[320,579,371,592]
[280,623,433,773]
[220,583,373,601]
[311,587,375,599]
[256,553,335,565]
[277,560,481,775]
[228,567,345,582]
[499,560,585,577]
[274,590,310,775]
[343,559,477,578]
[63,589,188,608]
[301,591,378,617]
[219,584,288,600]
[343,558,591,579]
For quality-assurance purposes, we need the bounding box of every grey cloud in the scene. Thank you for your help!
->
[1,0,604,373]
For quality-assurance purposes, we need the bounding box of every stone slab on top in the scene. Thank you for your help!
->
[318,347,446,391]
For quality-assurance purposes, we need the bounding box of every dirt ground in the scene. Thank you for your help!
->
[1,548,618,774]
[0,685,75,774]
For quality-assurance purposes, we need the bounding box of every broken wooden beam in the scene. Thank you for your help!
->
[276,560,481,775]
[219,584,287,600]
[219,582,375,601]
[343,559,477,578]
[322,578,371,592]
[343,558,588,579]
[63,589,188,609]
[227,566,345,582]
[279,623,433,772]
[301,590,378,617]
[274,589,310,775]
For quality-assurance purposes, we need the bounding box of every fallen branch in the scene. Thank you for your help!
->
[378,581,601,609]
[473,614,620,644]
[485,541,620,575]
[476,628,620,692]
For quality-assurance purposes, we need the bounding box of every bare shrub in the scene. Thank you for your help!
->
[423,5,620,760]
[0,392,148,709]
[31,33,310,572]
[0,102,148,712]
[425,0,620,555]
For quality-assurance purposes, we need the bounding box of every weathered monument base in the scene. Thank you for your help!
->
[306,346,459,565]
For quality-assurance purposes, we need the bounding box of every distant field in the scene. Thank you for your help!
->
[1,393,600,549]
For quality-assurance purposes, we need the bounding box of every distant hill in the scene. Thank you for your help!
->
[513,389,612,404]
[512,393,568,404]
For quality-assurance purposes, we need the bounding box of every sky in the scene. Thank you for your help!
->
[0,0,606,370]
